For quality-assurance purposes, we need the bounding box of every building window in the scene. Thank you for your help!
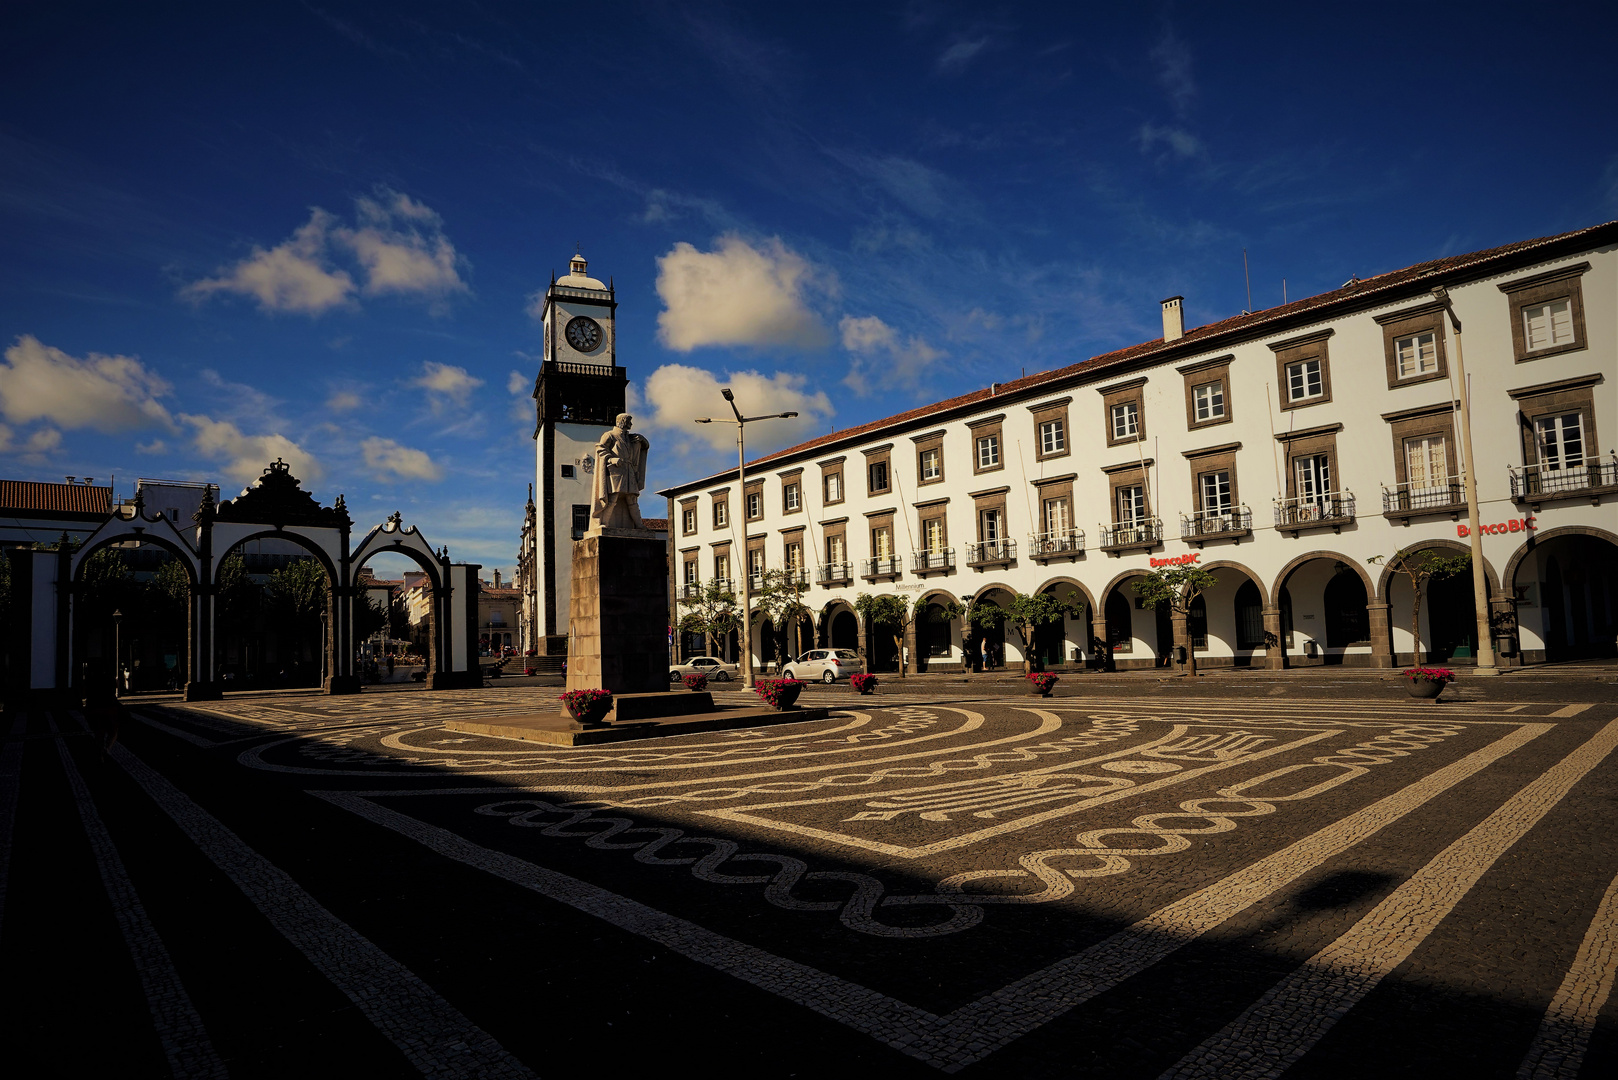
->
[920,448,941,481]
[1535,413,1586,471]
[1294,453,1332,506]
[1524,300,1575,352]
[1199,470,1232,514]
[681,507,697,535]
[683,560,699,585]
[824,472,842,504]
[1286,359,1324,402]
[560,463,575,478]
[979,507,1003,542]
[1405,435,1450,492]
[1394,332,1439,379]
[713,500,728,528]
[746,491,762,520]
[872,525,892,558]
[784,482,800,511]
[748,548,764,579]
[976,434,1000,469]
[1043,497,1070,534]
[1502,265,1588,362]
[868,459,890,494]
[826,535,845,564]
[1039,419,1066,455]
[923,517,945,552]
[713,553,730,582]
[1192,381,1225,421]
[1116,485,1146,525]
[785,541,803,570]
[570,504,590,539]
[1110,403,1139,441]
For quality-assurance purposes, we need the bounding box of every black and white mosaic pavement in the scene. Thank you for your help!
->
[3,684,1616,1077]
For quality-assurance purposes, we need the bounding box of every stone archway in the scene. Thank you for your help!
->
[914,588,964,672]
[1194,559,1270,668]
[350,512,451,687]
[1273,552,1380,668]
[1034,576,1095,669]
[1501,525,1618,663]
[70,519,201,698]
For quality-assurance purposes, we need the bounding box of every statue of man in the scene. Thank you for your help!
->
[590,413,650,531]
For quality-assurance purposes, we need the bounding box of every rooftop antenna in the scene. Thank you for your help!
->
[1242,248,1254,315]
[1283,277,1288,305]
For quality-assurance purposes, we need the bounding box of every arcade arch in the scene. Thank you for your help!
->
[1502,526,1618,663]
[1272,551,1379,667]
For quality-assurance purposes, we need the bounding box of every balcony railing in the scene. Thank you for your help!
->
[546,359,626,379]
[861,556,903,579]
[1098,518,1163,552]
[679,581,703,600]
[911,548,956,574]
[1275,491,1356,533]
[711,577,734,593]
[1179,506,1252,542]
[965,539,1017,567]
[747,572,765,591]
[1029,529,1085,560]
[783,567,810,586]
[1510,454,1618,502]
[1381,479,1466,518]
[816,562,853,585]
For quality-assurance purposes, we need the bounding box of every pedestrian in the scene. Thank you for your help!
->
[981,639,991,672]
[386,654,395,677]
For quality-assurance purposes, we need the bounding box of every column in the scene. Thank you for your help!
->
[1171,609,1189,673]
[1091,613,1110,672]
[1262,606,1285,670]
[1367,601,1393,668]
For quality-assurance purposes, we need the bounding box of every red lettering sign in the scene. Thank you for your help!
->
[1458,516,1535,538]
[1149,552,1202,568]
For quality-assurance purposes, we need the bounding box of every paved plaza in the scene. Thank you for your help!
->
[3,678,1617,1077]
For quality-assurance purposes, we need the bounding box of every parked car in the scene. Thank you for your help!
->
[781,648,864,684]
[668,656,740,682]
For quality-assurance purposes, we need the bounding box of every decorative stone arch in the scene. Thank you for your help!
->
[1372,538,1502,601]
[1501,526,1617,596]
[1099,568,1151,605]
[350,512,450,682]
[913,587,967,672]
[1032,574,1098,619]
[1272,550,1376,604]
[1197,560,1269,609]
[818,599,860,652]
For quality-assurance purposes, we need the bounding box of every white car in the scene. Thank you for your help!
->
[781,648,864,684]
[669,656,739,682]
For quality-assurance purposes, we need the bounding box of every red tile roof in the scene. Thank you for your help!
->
[661,219,1617,494]
[641,517,669,531]
[0,481,113,515]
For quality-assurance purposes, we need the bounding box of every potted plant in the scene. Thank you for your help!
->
[850,673,878,695]
[1402,667,1454,701]
[559,688,613,725]
[683,672,709,692]
[754,678,804,710]
[1027,672,1059,698]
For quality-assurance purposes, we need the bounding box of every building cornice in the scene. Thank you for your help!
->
[1506,372,1605,400]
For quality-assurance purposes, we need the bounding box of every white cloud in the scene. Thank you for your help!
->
[183,414,321,485]
[182,188,468,315]
[937,37,990,73]
[641,364,832,453]
[505,370,527,395]
[411,361,483,413]
[1138,123,1204,159]
[1151,25,1196,115]
[326,390,363,412]
[655,235,830,352]
[839,315,944,395]
[0,335,174,432]
[136,438,168,454]
[361,436,443,482]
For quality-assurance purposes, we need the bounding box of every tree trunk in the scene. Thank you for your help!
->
[1411,585,1424,667]
[1184,603,1198,678]
[893,629,906,678]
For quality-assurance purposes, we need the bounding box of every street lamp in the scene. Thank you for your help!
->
[112,608,123,697]
[1432,286,1497,676]
[695,388,799,689]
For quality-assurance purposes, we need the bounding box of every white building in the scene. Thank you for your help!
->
[660,222,1617,673]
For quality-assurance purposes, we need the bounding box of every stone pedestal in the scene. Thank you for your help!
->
[567,530,668,695]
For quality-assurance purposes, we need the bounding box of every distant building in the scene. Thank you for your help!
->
[0,478,113,548]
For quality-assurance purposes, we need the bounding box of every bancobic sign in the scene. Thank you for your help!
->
[1458,516,1536,538]
[1150,552,1202,568]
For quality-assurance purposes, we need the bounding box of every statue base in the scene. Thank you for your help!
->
[566,532,668,696]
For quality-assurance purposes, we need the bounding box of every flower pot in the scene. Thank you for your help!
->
[857,686,875,696]
[1405,679,1444,700]
[760,681,803,710]
[565,698,612,725]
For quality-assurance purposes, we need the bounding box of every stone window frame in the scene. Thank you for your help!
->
[865,508,896,561]
[778,467,804,516]
[1374,302,1451,389]
[967,413,1005,475]
[912,429,946,487]
[1270,329,1335,412]
[970,485,1010,543]
[710,540,732,583]
[1275,423,1343,502]
[1099,378,1148,449]
[1182,442,1242,515]
[819,456,845,506]
[1030,473,1075,533]
[679,497,699,537]
[1498,262,1590,364]
[780,525,806,571]
[1380,402,1461,490]
[864,443,894,497]
[916,496,950,551]
[1028,397,1072,462]
[821,517,849,566]
[710,488,730,529]
[680,547,700,586]
[744,478,765,522]
[1507,373,1603,470]
[745,533,767,580]
[1101,459,1154,523]
[1177,355,1234,432]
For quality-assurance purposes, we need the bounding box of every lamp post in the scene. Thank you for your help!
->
[1432,286,1497,676]
[695,388,799,689]
[112,608,123,697]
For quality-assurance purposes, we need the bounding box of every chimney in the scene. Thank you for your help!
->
[1161,296,1184,342]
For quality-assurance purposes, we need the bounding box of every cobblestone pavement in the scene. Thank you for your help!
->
[3,685,1616,1077]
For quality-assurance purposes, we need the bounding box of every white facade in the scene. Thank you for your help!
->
[662,223,1618,672]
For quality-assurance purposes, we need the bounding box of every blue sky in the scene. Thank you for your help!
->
[3,2,1615,578]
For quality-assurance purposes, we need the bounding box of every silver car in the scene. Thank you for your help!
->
[781,648,864,684]
[668,656,739,682]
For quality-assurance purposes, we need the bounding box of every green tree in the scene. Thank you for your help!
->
[145,557,191,681]
[852,593,965,677]
[676,578,739,659]
[966,591,1085,674]
[388,592,411,645]
[353,594,389,649]
[1131,565,1220,676]
[1368,547,1471,666]
[267,558,328,665]
[753,567,814,664]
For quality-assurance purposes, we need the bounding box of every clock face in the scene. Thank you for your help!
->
[565,315,603,353]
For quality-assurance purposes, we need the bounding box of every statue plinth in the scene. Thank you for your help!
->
[566,532,668,695]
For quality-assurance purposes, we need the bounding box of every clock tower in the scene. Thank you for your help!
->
[525,253,629,656]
